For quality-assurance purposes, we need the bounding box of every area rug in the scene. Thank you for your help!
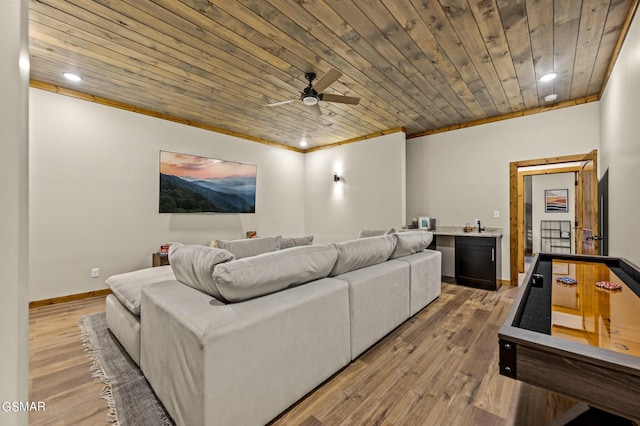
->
[78,313,174,426]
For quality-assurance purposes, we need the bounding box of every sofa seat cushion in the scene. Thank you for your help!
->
[106,294,142,366]
[214,235,281,259]
[329,234,396,277]
[390,231,434,259]
[105,265,176,315]
[169,243,235,301]
[213,245,338,303]
[395,250,442,316]
[334,260,410,359]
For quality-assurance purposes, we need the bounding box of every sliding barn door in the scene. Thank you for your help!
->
[576,159,599,255]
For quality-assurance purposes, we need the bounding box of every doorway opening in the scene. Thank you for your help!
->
[509,150,599,285]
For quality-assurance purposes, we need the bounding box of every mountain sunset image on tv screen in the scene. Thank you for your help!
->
[159,150,257,213]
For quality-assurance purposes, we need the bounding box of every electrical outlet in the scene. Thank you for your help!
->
[474,218,480,227]
[91,268,100,278]
[494,210,500,218]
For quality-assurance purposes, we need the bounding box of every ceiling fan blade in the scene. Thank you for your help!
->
[320,93,360,105]
[310,103,322,116]
[266,99,296,107]
[313,68,342,93]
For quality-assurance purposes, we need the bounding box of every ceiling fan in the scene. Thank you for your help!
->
[266,69,360,116]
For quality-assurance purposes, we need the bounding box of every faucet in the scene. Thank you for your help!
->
[477,220,485,233]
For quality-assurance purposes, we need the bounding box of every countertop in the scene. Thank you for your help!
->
[430,226,503,238]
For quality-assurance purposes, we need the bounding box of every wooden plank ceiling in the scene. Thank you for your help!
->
[29,0,637,150]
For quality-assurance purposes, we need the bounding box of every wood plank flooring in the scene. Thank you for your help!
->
[29,296,109,425]
[29,284,577,425]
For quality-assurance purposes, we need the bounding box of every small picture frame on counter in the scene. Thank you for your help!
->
[417,217,436,231]
[418,217,429,229]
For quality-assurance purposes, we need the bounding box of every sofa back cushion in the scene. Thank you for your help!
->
[169,243,235,300]
[357,228,396,238]
[215,235,281,259]
[280,235,314,249]
[213,245,338,303]
[390,231,434,259]
[329,235,396,277]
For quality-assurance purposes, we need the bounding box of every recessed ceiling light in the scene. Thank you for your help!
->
[544,94,558,102]
[540,72,557,82]
[300,140,308,148]
[62,72,82,82]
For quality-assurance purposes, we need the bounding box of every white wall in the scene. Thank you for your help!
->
[600,10,640,266]
[29,88,305,301]
[304,132,406,243]
[29,90,408,301]
[407,103,600,280]
[0,0,29,423]
[531,173,575,254]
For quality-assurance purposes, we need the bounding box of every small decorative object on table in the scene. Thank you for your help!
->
[556,276,577,285]
[596,281,622,290]
[464,223,473,233]
[246,231,257,239]
[153,243,174,267]
[153,252,170,267]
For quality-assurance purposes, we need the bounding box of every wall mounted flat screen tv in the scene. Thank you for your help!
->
[159,150,256,213]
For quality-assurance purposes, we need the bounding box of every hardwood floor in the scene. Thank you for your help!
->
[29,284,577,425]
[29,296,109,425]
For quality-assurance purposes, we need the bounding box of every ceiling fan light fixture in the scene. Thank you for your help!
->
[540,72,557,82]
[301,83,319,105]
[302,96,318,106]
[268,69,357,112]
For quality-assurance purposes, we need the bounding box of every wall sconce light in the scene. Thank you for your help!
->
[333,172,342,183]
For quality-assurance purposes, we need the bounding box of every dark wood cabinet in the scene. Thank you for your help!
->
[427,235,437,250]
[455,236,499,290]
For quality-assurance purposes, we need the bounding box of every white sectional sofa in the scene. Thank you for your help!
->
[105,232,441,426]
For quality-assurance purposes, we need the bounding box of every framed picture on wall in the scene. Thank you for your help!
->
[545,189,569,212]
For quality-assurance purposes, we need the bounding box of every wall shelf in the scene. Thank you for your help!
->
[540,220,572,254]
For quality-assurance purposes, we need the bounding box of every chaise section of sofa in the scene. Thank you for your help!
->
[140,277,351,426]
[105,264,176,366]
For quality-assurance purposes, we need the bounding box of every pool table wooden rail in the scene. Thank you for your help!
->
[498,253,640,422]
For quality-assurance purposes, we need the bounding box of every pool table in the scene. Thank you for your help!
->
[499,253,640,423]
